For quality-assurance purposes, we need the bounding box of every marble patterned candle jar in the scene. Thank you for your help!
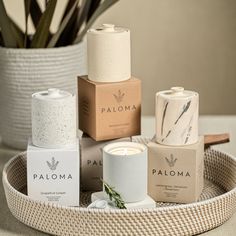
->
[87,24,131,82]
[103,142,147,203]
[32,88,76,148]
[156,87,199,146]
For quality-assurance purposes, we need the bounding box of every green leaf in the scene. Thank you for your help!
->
[73,0,119,44]
[64,0,92,44]
[30,0,57,48]
[45,0,49,8]
[9,17,25,48]
[60,0,76,24]
[72,0,92,36]
[87,0,101,22]
[30,0,43,29]
[24,0,31,47]
[101,179,126,209]
[56,6,79,46]
[0,31,4,46]
[0,0,17,47]
[47,0,78,48]
[24,0,31,24]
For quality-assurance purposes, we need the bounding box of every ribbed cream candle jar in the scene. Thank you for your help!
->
[156,87,199,146]
[32,88,76,148]
[87,24,131,82]
[103,142,147,203]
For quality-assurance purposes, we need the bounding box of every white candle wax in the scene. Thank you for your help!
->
[103,142,147,203]
[108,146,143,155]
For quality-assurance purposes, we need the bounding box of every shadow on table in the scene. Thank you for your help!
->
[0,144,48,236]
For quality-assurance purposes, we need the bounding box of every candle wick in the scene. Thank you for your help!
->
[123,148,128,156]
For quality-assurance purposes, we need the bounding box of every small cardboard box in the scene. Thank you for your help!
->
[80,134,131,191]
[147,136,204,203]
[27,139,80,207]
[78,76,141,141]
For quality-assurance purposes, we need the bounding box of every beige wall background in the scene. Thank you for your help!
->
[4,0,236,115]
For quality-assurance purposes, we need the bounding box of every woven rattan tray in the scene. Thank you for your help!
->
[2,149,236,236]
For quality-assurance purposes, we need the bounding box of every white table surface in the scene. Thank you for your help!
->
[0,115,236,236]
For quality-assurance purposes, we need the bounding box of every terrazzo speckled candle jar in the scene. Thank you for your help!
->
[32,88,76,148]
[156,87,199,146]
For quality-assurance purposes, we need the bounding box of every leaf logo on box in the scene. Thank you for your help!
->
[113,90,125,103]
[165,154,177,167]
[46,157,59,171]
[101,89,137,113]
[152,154,190,177]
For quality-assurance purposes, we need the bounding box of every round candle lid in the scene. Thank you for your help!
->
[88,23,129,35]
[32,88,72,100]
[157,87,198,99]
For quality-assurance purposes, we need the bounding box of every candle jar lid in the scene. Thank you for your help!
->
[156,87,198,100]
[32,88,73,101]
[88,23,129,35]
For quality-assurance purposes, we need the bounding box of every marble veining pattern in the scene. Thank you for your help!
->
[156,92,199,146]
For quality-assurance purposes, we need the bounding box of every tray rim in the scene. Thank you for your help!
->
[2,149,236,213]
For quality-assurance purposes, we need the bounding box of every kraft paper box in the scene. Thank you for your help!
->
[27,139,80,207]
[78,76,141,141]
[80,134,131,191]
[147,136,204,203]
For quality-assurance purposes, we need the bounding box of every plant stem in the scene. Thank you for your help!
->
[101,179,126,209]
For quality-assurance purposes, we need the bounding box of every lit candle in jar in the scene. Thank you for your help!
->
[103,142,147,203]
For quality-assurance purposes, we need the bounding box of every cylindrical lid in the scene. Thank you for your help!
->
[32,88,72,101]
[157,87,198,100]
[87,23,131,83]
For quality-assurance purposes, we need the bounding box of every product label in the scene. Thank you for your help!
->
[152,154,192,200]
[78,77,141,140]
[100,89,137,114]
[97,86,141,138]
[147,140,204,203]
[27,142,80,206]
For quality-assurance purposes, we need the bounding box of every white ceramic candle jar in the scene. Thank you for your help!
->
[103,142,147,203]
[32,88,76,148]
[156,87,199,146]
[87,24,131,82]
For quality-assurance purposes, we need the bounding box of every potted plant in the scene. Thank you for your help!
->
[0,0,118,149]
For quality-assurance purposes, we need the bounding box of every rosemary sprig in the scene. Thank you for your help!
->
[101,179,126,209]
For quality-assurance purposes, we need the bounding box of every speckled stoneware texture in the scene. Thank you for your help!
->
[32,89,76,148]
[156,87,199,146]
